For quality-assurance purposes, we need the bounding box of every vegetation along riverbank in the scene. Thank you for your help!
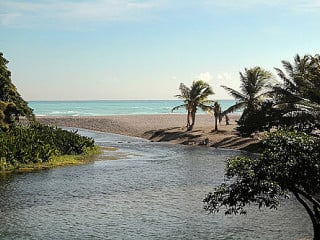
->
[0,52,99,173]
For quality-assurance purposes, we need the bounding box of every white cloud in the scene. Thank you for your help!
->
[204,0,320,13]
[2,0,319,27]
[0,0,164,26]
[215,72,238,88]
[295,0,320,12]
[216,72,232,81]
[213,72,240,99]
[0,13,20,26]
[192,71,239,99]
[195,72,213,82]
[59,0,160,21]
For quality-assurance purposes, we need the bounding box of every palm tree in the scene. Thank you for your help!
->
[212,102,221,131]
[172,80,214,131]
[221,66,273,135]
[221,66,273,115]
[273,54,320,131]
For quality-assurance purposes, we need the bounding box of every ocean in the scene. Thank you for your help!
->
[28,100,239,116]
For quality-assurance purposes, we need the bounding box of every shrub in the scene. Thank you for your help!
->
[0,124,95,170]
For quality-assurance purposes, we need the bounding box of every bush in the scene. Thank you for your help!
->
[236,101,281,136]
[0,124,95,170]
[204,130,320,239]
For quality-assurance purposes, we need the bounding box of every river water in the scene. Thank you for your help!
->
[0,129,312,240]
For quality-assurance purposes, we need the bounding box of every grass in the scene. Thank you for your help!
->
[0,146,102,174]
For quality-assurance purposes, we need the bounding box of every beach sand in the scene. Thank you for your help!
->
[37,114,261,151]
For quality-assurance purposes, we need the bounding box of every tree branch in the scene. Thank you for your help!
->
[293,191,318,239]
[292,187,320,208]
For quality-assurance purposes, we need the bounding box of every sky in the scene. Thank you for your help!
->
[1,0,320,101]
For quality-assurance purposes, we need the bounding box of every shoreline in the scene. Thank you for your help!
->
[36,114,261,151]
[0,147,101,174]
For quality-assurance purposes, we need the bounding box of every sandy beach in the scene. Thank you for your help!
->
[37,114,261,151]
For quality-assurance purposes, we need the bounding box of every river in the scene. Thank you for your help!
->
[0,129,312,240]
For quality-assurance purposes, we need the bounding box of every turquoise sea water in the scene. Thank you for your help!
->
[29,100,239,116]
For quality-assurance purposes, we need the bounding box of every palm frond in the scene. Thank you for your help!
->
[174,94,186,100]
[239,67,272,97]
[281,60,293,75]
[254,91,273,102]
[222,102,247,115]
[178,83,190,99]
[172,104,187,112]
[202,100,214,105]
[221,85,247,101]
[198,103,213,113]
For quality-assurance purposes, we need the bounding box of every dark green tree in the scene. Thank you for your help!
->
[0,52,34,130]
[172,80,214,131]
[221,66,273,136]
[236,100,281,135]
[273,54,320,132]
[204,130,320,240]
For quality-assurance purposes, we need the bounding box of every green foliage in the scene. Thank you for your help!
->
[236,100,281,136]
[14,146,101,173]
[0,124,95,171]
[222,54,320,135]
[0,52,34,130]
[273,54,320,132]
[221,67,273,135]
[172,80,214,130]
[204,130,320,239]
[0,52,97,172]
[221,66,273,113]
[0,100,20,131]
[260,130,320,194]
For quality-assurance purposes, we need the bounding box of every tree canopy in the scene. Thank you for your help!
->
[221,66,273,136]
[172,80,214,131]
[221,54,320,135]
[273,54,320,131]
[204,130,320,239]
[222,66,273,114]
[0,52,34,130]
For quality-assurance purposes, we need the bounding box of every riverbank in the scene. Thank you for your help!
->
[37,114,261,151]
[0,147,101,174]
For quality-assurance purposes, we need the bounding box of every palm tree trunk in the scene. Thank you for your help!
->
[188,111,196,131]
[214,116,218,131]
[191,111,196,128]
[225,114,230,125]
[186,111,191,129]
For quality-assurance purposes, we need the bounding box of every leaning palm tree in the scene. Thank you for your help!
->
[273,54,320,131]
[221,66,273,116]
[172,80,214,131]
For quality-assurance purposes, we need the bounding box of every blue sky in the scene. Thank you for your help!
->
[1,0,320,100]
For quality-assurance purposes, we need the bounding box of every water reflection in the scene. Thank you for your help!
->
[0,129,312,240]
